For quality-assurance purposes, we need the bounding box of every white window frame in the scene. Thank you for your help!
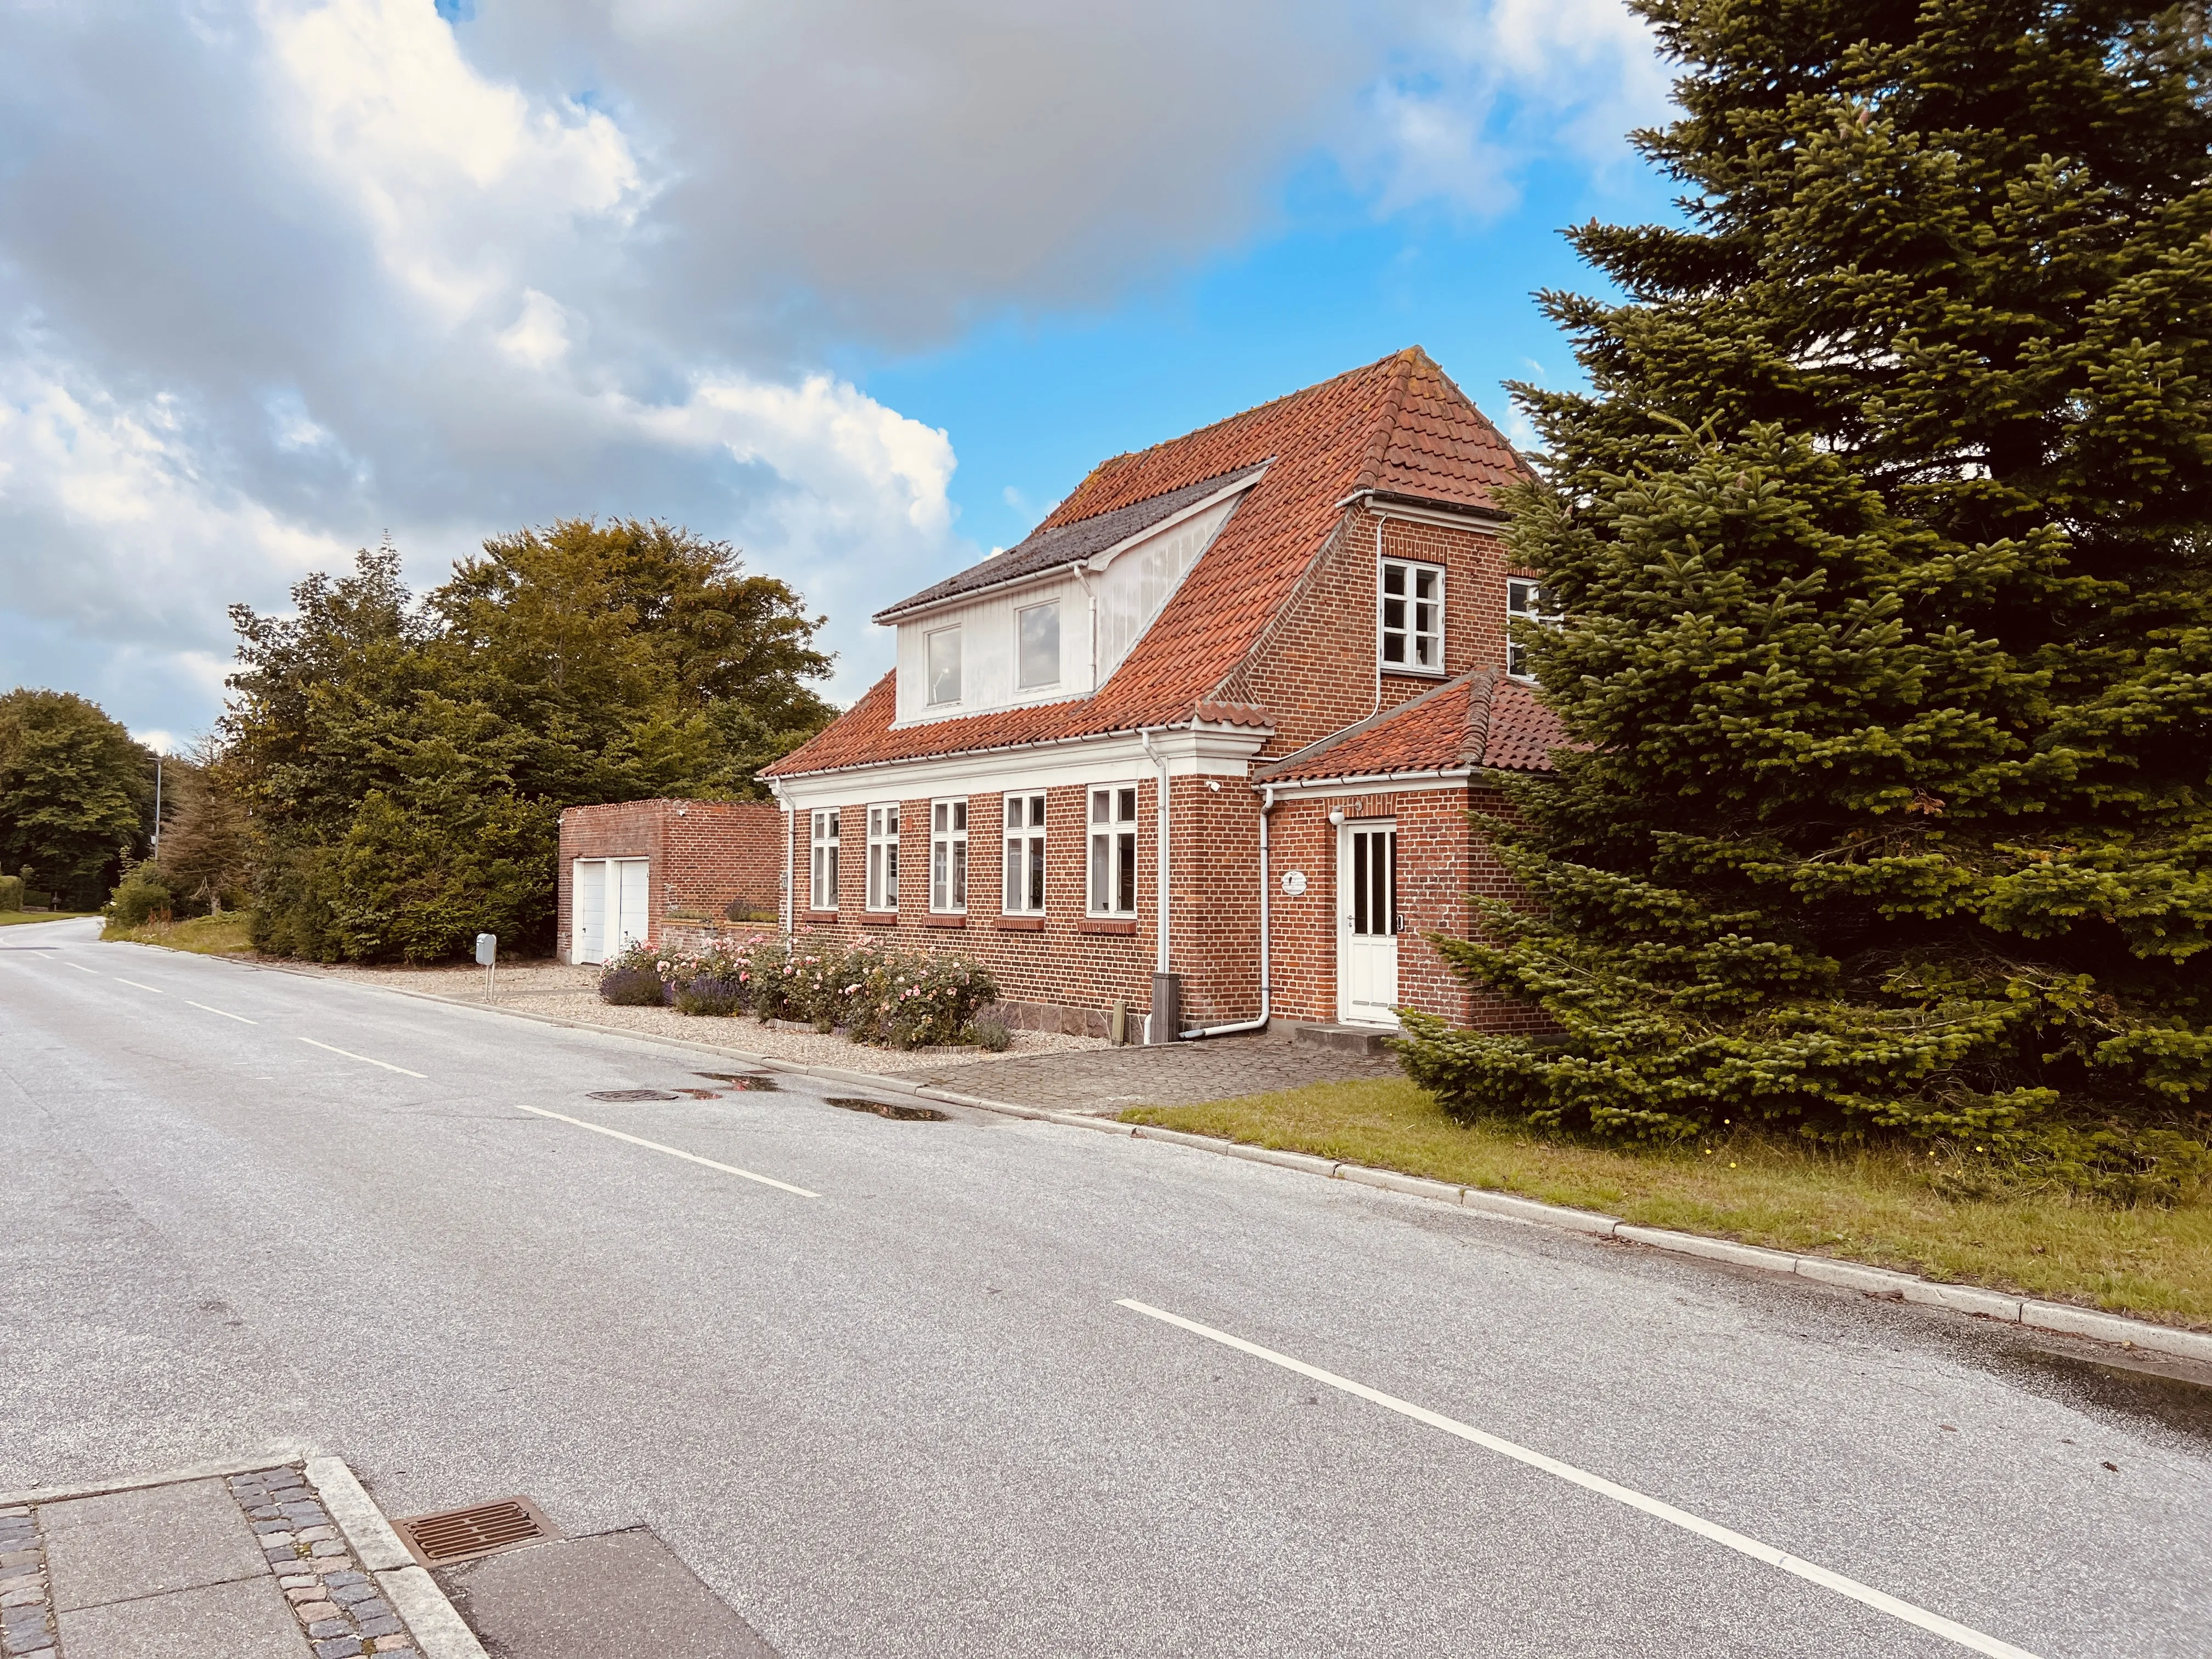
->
[1002,792,1047,914]
[1015,600,1060,691]
[926,625,962,706]
[865,803,900,913]
[1506,577,1560,680]
[1087,785,1139,917]
[1380,557,1446,675]
[809,809,840,912]
[930,798,968,913]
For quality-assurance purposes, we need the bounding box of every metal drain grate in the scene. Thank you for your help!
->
[392,1496,560,1567]
[585,1088,680,1102]
[695,1073,781,1091]
[826,1097,948,1121]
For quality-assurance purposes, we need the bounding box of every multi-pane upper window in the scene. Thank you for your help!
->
[1003,793,1046,913]
[1380,558,1444,674]
[1506,578,1559,679]
[1017,601,1060,690]
[1088,786,1138,916]
[930,799,968,912]
[865,804,899,912]
[809,809,839,912]
[927,625,962,706]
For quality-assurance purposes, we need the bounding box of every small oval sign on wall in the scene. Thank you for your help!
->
[1280,870,1308,896]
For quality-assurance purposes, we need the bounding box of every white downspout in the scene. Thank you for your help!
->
[1370,512,1384,718]
[1184,781,1274,1040]
[1070,562,1098,691]
[771,781,793,942]
[1139,728,1170,977]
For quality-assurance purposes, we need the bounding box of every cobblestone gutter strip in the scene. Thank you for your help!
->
[0,1505,53,1659]
[228,1465,421,1659]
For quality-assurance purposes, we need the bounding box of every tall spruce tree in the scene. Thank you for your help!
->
[1400,0,2212,1186]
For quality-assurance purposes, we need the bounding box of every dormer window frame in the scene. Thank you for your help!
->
[926,624,963,707]
[1379,556,1446,678]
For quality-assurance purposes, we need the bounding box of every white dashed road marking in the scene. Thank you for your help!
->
[1115,1299,2040,1659]
[110,978,165,994]
[185,1001,258,1024]
[296,1036,427,1079]
[513,1103,820,1199]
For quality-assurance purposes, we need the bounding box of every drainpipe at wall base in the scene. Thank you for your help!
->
[1183,782,1275,1040]
[1139,728,1176,1043]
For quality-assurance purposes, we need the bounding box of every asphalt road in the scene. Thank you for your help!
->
[3,919,2207,1658]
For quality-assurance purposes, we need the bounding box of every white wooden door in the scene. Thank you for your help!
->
[1336,820,1400,1026]
[573,860,607,963]
[614,858,651,955]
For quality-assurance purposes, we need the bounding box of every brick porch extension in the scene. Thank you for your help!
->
[897,1026,1398,1114]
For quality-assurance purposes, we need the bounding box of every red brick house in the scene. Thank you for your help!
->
[756,346,1566,1040]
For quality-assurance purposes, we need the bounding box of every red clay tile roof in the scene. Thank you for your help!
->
[1253,669,1565,782]
[765,347,1531,779]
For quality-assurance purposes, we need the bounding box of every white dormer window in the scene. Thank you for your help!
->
[927,626,962,705]
[1017,601,1060,690]
[1380,559,1444,674]
[1507,578,1559,679]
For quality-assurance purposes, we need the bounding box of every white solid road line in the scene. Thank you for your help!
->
[296,1036,427,1079]
[110,977,165,994]
[1115,1299,2040,1659]
[512,1103,820,1199]
[185,1000,258,1024]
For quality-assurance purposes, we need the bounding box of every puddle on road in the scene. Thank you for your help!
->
[1994,1344,2212,1445]
[695,1072,781,1091]
[825,1097,949,1122]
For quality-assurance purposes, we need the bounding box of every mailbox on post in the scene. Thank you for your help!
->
[475,932,496,1001]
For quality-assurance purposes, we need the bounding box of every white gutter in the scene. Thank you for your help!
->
[1184,783,1275,1040]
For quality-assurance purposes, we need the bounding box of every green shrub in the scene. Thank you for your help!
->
[0,874,20,912]
[743,936,797,1021]
[599,966,666,1007]
[672,973,745,1016]
[106,864,174,929]
[965,1014,1013,1053]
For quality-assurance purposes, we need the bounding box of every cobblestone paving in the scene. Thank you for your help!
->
[909,1028,1400,1113]
[0,1506,52,1659]
[226,1469,416,1658]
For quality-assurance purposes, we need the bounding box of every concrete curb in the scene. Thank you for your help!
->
[169,947,2212,1368]
[0,1447,312,1509]
[309,1455,489,1659]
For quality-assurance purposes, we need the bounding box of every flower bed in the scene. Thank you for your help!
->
[600,933,1000,1051]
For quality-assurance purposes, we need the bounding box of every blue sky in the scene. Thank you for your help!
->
[863,154,1672,560]
[0,1,1678,745]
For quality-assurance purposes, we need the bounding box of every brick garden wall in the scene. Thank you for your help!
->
[557,798,782,962]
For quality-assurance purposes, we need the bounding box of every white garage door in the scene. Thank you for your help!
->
[572,857,651,964]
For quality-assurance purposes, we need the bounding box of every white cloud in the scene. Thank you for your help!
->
[0,0,1667,730]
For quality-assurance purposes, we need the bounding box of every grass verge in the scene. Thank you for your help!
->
[0,910,97,927]
[1122,1078,2212,1330]
[102,912,257,956]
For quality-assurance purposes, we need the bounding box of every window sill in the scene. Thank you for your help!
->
[994,915,1046,932]
[924,913,967,929]
[1079,917,1138,935]
[1381,665,1448,680]
[803,909,840,923]
[860,912,899,927]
